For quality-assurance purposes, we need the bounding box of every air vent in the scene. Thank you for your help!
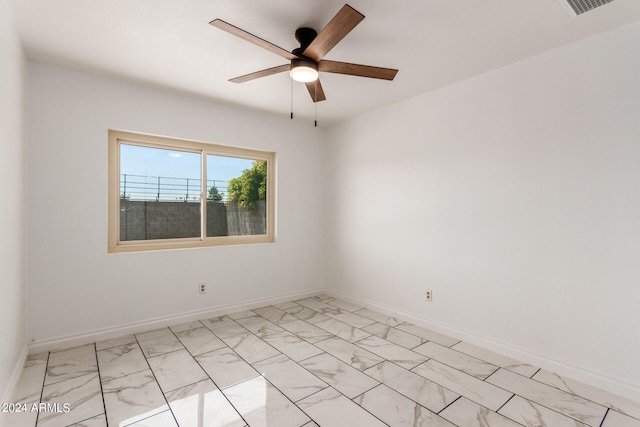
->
[558,0,616,16]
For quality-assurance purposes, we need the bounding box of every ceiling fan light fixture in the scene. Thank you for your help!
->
[290,58,319,82]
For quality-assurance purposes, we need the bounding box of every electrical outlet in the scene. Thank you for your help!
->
[199,283,206,294]
[425,290,432,302]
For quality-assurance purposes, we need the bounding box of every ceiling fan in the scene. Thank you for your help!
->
[209,4,398,103]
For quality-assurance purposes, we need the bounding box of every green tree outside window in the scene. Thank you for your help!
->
[227,160,267,213]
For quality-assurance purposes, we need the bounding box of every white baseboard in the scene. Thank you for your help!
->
[326,289,640,403]
[28,288,323,354]
[0,345,28,421]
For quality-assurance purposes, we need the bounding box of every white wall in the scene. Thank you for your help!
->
[325,20,640,399]
[26,62,326,343]
[0,0,27,406]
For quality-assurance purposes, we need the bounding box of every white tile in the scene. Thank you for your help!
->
[324,298,363,312]
[3,409,38,427]
[354,384,456,427]
[96,334,136,351]
[169,321,203,333]
[396,323,460,347]
[500,395,590,427]
[38,373,103,427]
[353,308,404,327]
[324,309,376,328]
[261,331,324,362]
[136,336,185,358]
[279,319,334,343]
[195,347,259,389]
[175,326,226,356]
[440,397,522,427]
[283,305,330,324]
[315,318,371,342]
[602,410,640,427]
[235,315,285,337]
[451,341,538,377]
[97,343,148,382]
[11,352,48,404]
[165,380,245,427]
[298,387,386,427]
[102,370,169,427]
[311,293,335,302]
[223,376,309,427]
[201,316,248,338]
[227,309,256,320]
[315,337,384,371]
[533,369,640,420]
[295,298,338,313]
[486,368,607,426]
[135,328,174,342]
[252,306,298,324]
[354,335,427,370]
[362,323,427,349]
[136,330,184,358]
[412,359,512,411]
[126,410,178,426]
[253,354,328,401]
[45,344,97,386]
[364,361,458,413]
[413,341,499,379]
[299,353,379,399]
[147,349,208,393]
[273,301,300,310]
[222,331,281,364]
[70,414,108,426]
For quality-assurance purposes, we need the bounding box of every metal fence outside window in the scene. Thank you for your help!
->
[120,174,229,202]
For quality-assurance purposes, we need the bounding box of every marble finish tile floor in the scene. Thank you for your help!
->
[7,294,640,427]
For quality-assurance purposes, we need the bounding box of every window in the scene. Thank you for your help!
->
[108,130,275,252]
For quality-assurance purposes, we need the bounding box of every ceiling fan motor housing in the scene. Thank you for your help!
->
[294,27,317,51]
[292,27,318,63]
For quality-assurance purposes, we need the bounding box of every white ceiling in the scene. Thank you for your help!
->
[7,0,640,125]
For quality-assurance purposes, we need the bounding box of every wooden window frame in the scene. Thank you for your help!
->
[108,130,275,253]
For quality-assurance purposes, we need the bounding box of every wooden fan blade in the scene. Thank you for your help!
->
[210,19,297,60]
[305,79,326,102]
[229,64,290,83]
[319,60,398,81]
[302,5,364,62]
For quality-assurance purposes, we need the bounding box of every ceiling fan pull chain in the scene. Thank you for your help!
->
[314,100,318,127]
[290,79,294,120]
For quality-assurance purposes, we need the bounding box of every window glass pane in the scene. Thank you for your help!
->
[120,144,201,241]
[206,154,267,237]
[109,130,274,252]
